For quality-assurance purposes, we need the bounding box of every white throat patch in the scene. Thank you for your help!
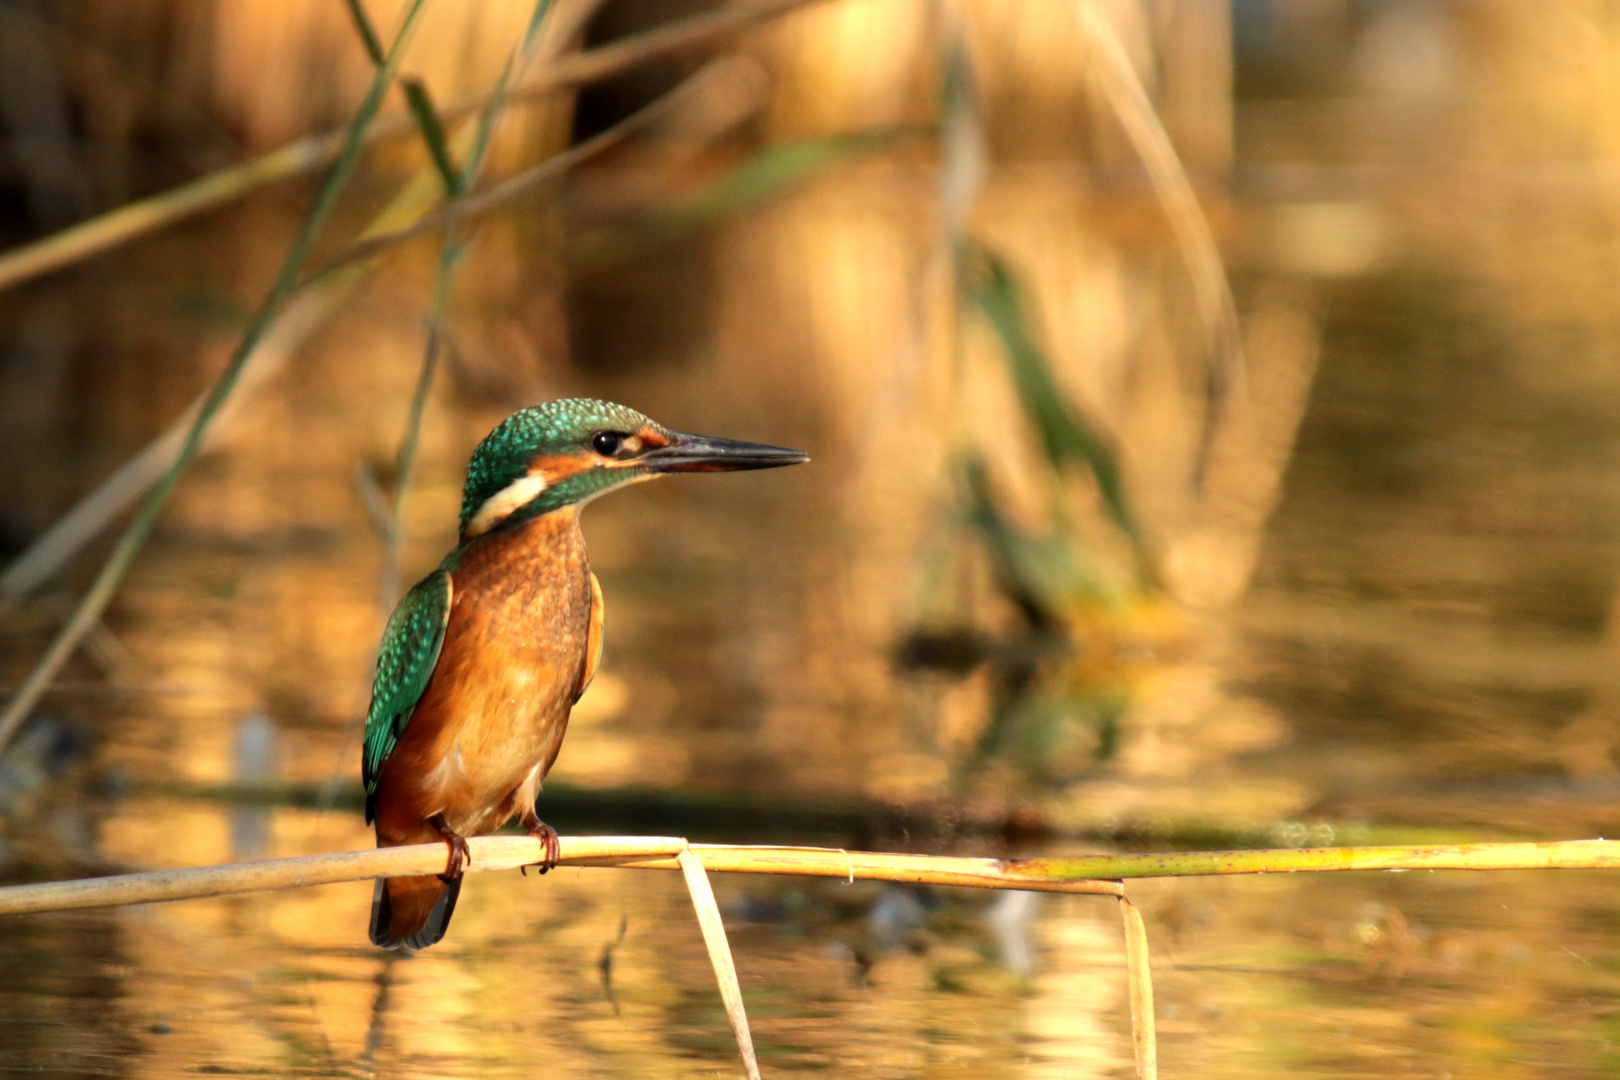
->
[465,473,549,537]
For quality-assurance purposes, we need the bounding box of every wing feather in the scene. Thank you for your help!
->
[575,571,605,703]
[362,570,452,820]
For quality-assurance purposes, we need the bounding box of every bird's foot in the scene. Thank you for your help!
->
[429,814,471,882]
[521,814,561,875]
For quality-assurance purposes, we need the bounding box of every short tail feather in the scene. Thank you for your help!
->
[369,874,461,951]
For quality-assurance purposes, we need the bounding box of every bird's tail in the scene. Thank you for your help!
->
[369,874,461,951]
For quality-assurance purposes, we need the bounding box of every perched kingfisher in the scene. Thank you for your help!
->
[362,398,807,949]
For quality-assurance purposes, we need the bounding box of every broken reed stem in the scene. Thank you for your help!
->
[0,0,827,295]
[1119,894,1157,1080]
[679,847,762,1080]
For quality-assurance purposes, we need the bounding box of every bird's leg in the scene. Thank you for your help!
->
[520,809,561,875]
[429,814,471,882]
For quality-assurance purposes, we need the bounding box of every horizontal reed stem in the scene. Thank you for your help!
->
[5,837,1618,918]
[1007,839,1620,878]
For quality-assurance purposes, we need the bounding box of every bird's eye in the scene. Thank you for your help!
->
[591,432,624,457]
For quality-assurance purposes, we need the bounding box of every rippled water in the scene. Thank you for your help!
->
[8,372,1620,1080]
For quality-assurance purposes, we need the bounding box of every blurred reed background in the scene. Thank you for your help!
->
[6,1,1620,1076]
[0,0,1273,837]
[5,0,1620,847]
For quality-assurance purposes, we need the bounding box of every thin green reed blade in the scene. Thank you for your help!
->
[344,0,461,194]
[386,0,556,605]
[959,239,1151,576]
[343,0,386,63]
[401,79,463,193]
[963,455,1065,625]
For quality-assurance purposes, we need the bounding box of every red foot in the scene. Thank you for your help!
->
[429,814,471,882]
[521,813,561,875]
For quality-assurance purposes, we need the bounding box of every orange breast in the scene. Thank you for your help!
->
[374,507,593,840]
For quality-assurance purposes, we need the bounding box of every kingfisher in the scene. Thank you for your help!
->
[362,398,807,949]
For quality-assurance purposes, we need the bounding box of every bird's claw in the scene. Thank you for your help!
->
[522,816,561,875]
[430,814,471,882]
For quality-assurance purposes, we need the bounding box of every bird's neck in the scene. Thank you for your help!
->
[442,505,584,580]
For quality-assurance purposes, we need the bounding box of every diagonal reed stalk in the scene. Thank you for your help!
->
[0,4,883,731]
[0,68,709,610]
[344,0,461,194]
[0,102,478,615]
[0,0,828,295]
[383,0,559,603]
[0,0,435,753]
[302,77,707,283]
[1073,0,1243,479]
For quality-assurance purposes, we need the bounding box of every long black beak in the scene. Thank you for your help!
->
[641,432,809,473]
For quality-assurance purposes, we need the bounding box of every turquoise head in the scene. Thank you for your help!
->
[459,398,808,540]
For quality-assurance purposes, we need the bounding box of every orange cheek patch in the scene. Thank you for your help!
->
[531,453,597,485]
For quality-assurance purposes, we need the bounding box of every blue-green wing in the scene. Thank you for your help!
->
[362,570,452,819]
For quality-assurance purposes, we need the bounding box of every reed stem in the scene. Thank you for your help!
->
[5,837,1618,919]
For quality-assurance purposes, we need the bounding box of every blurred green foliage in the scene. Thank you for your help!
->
[902,240,1165,787]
